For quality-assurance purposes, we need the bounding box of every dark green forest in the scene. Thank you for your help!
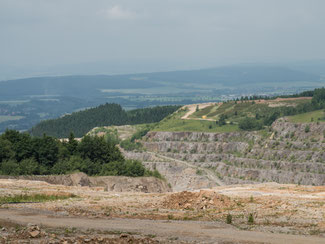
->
[30,104,180,138]
[0,130,161,178]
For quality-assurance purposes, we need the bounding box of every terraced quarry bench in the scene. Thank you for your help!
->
[137,119,325,188]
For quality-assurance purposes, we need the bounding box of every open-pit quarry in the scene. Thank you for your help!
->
[1,118,325,243]
[0,175,324,243]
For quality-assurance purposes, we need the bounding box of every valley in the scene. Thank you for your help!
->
[2,1,325,243]
[1,92,325,243]
[1,64,324,133]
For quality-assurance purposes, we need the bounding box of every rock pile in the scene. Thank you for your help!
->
[0,224,161,243]
[163,190,233,210]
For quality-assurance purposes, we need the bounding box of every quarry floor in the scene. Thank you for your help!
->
[0,179,324,243]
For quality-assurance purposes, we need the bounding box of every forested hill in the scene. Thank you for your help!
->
[30,104,180,138]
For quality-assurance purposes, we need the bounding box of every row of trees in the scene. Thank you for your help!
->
[236,89,315,102]
[0,130,159,177]
[30,104,180,138]
[220,88,325,131]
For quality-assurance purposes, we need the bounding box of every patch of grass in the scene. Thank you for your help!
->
[154,98,315,132]
[288,109,325,123]
[153,109,239,132]
[249,196,254,203]
[0,193,77,204]
[167,214,174,220]
[190,105,215,118]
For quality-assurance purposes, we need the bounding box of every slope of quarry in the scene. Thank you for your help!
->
[2,98,325,243]
[137,118,325,190]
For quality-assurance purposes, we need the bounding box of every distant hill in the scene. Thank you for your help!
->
[145,65,320,86]
[0,75,161,98]
[29,104,180,138]
[0,65,320,98]
[1,64,323,133]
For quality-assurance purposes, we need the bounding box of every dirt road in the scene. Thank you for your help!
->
[0,208,323,244]
[181,103,218,121]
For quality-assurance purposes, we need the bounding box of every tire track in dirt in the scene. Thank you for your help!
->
[0,209,324,244]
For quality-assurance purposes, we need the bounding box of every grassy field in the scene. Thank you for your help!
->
[152,109,239,133]
[189,101,270,122]
[87,98,315,135]
[153,97,314,133]
[189,98,312,122]
[288,109,325,123]
[0,115,24,123]
[0,193,76,204]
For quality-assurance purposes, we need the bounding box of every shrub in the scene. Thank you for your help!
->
[120,139,142,151]
[305,125,310,133]
[0,138,14,162]
[1,160,20,175]
[19,158,39,175]
[100,160,146,177]
[217,114,227,126]
[239,117,263,131]
[104,130,120,145]
[145,169,164,180]
[226,213,232,224]
[51,156,89,175]
[130,127,151,142]
[248,213,254,224]
[124,160,146,177]
[249,196,254,203]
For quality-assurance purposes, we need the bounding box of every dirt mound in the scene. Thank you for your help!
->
[163,190,233,210]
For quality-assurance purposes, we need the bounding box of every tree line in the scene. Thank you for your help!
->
[237,88,325,130]
[30,104,180,138]
[0,130,161,178]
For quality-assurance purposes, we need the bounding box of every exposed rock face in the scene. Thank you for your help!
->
[272,118,325,141]
[0,173,170,193]
[0,173,91,187]
[143,161,217,191]
[89,176,171,193]
[126,120,325,188]
[124,151,218,191]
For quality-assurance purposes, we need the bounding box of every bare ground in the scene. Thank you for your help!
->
[0,179,324,243]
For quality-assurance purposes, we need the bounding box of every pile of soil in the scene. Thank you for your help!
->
[163,190,233,210]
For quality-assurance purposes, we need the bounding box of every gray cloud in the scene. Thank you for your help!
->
[0,0,324,75]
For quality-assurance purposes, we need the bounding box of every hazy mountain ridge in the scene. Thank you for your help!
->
[0,65,321,98]
[0,64,324,133]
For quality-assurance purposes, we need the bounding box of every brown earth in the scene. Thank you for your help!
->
[0,179,324,243]
[163,190,233,210]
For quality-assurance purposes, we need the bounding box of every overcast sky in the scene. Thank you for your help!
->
[1,0,325,75]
